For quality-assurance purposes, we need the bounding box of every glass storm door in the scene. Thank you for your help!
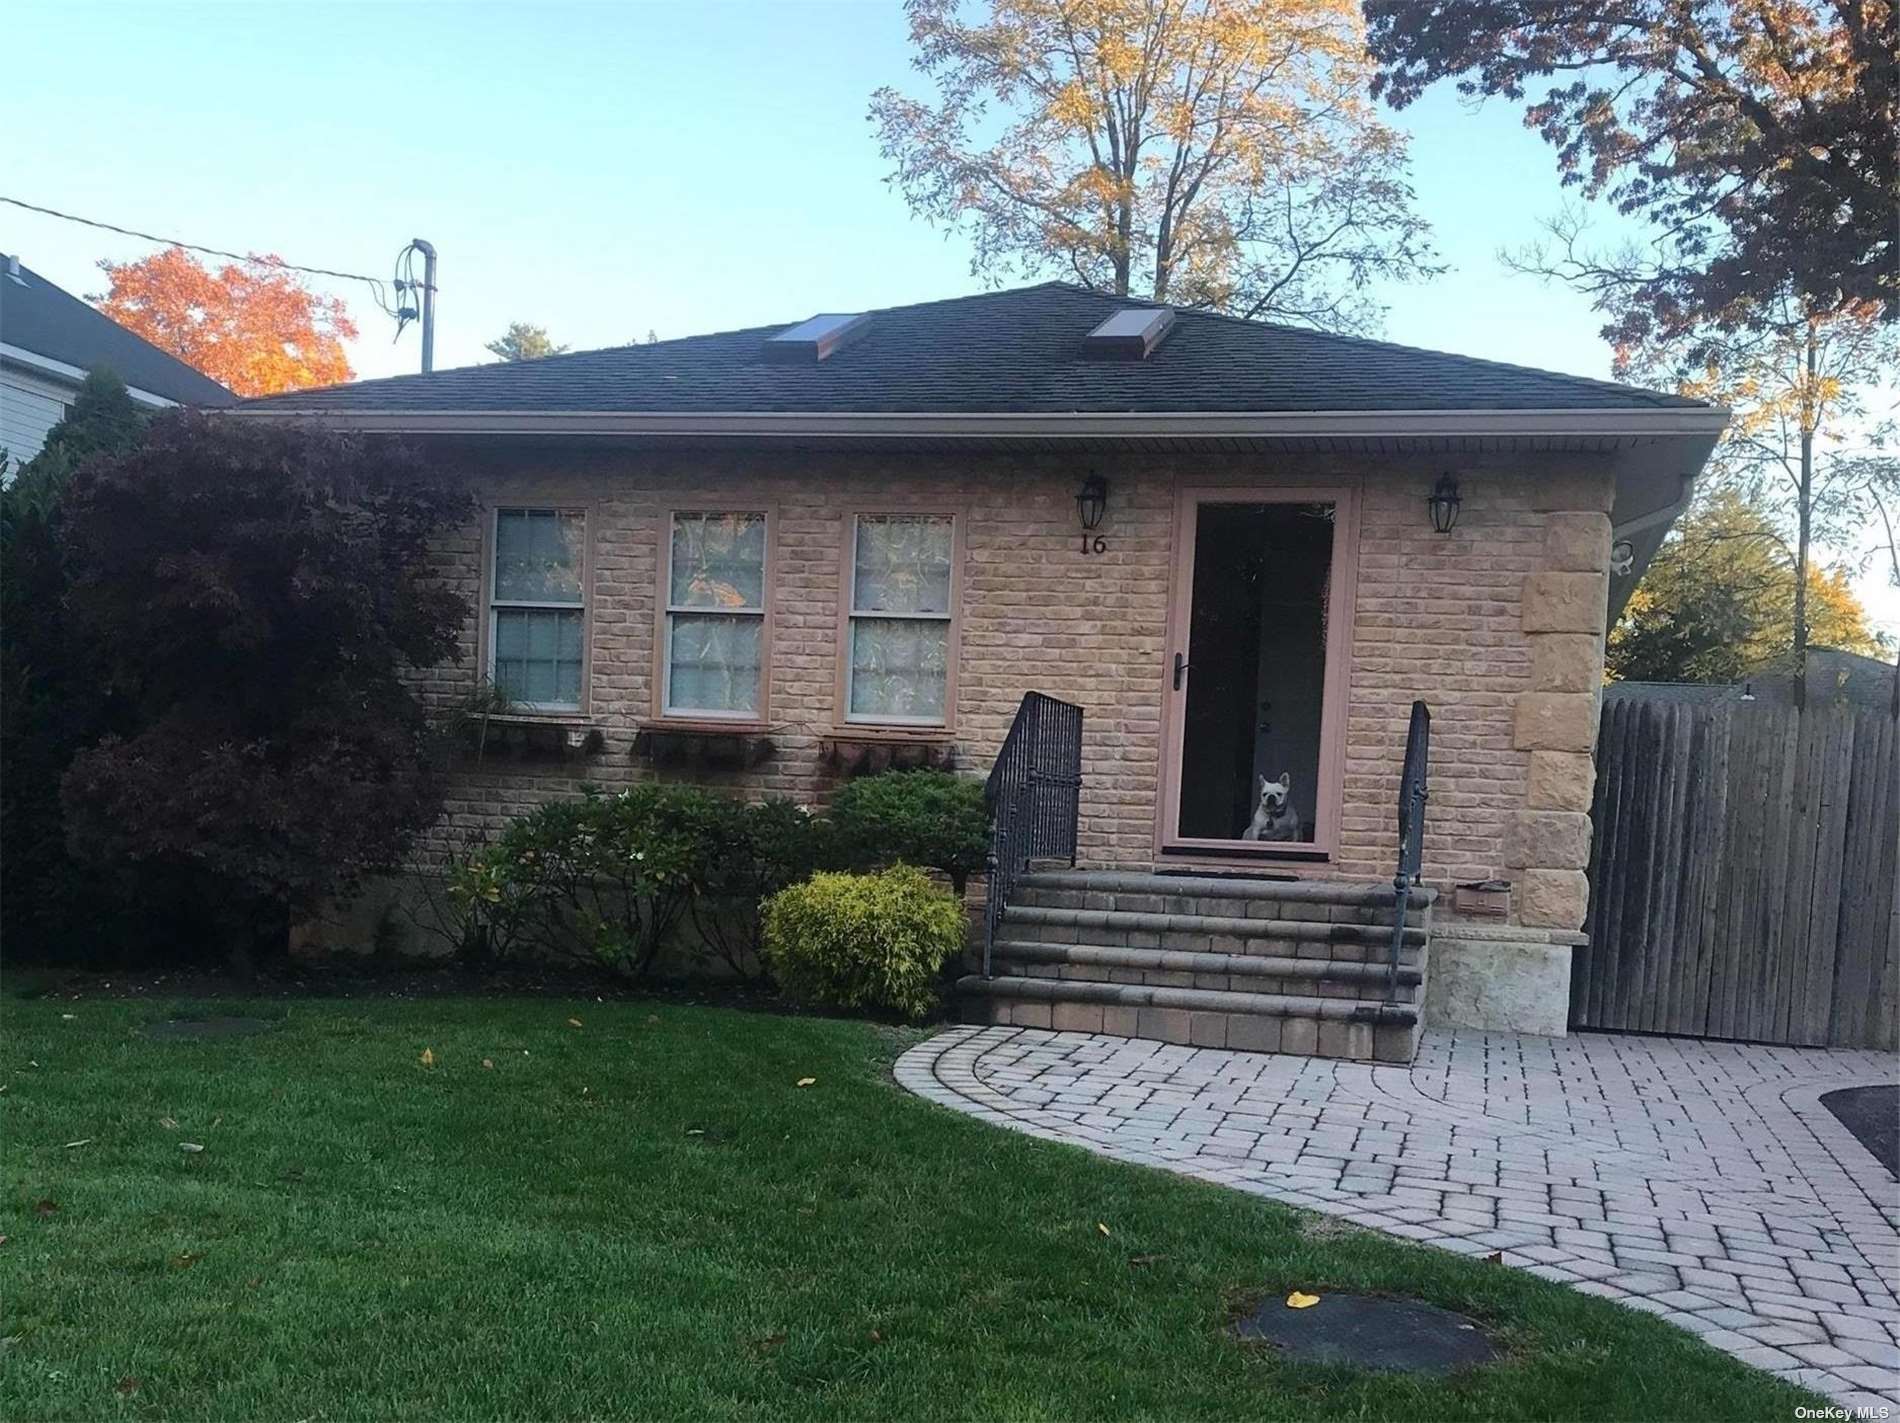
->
[1160,488,1355,858]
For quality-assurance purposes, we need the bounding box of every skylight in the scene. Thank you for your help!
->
[1083,307,1176,359]
[764,312,872,363]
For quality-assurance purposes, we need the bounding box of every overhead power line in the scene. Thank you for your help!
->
[0,195,436,356]
[1,194,389,293]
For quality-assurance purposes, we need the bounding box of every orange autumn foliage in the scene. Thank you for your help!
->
[94,246,356,397]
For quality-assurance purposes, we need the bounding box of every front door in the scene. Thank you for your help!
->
[1159,487,1357,859]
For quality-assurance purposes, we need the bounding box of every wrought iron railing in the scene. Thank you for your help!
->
[982,692,1084,977]
[1386,700,1432,1003]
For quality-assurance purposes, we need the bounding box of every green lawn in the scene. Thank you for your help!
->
[1,996,1817,1421]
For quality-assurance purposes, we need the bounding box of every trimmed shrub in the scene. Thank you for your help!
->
[761,865,967,1019]
[444,785,833,980]
[828,770,991,893]
[433,827,545,968]
[690,797,831,979]
[447,784,726,977]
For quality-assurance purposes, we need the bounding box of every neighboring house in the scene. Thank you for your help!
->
[239,283,1725,1061]
[0,253,232,463]
[1608,647,1898,712]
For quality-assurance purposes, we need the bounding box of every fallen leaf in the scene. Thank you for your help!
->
[158,1117,178,1130]
[481,1059,495,1070]
[180,1142,204,1154]
[746,1331,787,1354]
[210,1116,222,1129]
[35,1199,57,1216]
[115,1377,140,1396]
[63,1139,91,1150]
[60,1014,75,1021]
[419,1048,435,1068]
[795,1077,816,1088]
[1096,1222,1111,1237]
[1128,1253,1167,1268]
[245,1276,263,1289]
[170,1251,201,1270]
[1483,1251,1504,1264]
[685,1128,705,1136]
[868,1329,882,1342]
[0,1235,9,1247]
[1286,1291,1320,1310]
[567,1017,583,1029]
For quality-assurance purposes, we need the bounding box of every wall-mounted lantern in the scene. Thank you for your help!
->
[1076,473,1110,531]
[1427,473,1461,534]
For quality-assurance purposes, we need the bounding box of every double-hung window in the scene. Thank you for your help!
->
[489,507,586,712]
[664,511,768,718]
[845,514,955,725]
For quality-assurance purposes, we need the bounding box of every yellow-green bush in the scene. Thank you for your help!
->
[760,865,967,1019]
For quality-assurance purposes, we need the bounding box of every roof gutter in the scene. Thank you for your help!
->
[217,406,1730,440]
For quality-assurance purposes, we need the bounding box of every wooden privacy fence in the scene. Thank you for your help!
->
[1574,696,1899,1049]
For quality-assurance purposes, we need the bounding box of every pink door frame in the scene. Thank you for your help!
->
[1154,483,1361,864]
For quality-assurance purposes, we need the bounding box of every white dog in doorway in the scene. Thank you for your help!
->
[1241,772,1302,842]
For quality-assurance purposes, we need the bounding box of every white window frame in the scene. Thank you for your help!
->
[661,509,770,721]
[843,512,957,728]
[487,506,588,715]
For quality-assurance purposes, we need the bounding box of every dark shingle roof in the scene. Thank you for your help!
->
[0,256,233,406]
[245,282,1702,417]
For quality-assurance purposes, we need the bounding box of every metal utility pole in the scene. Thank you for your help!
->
[413,238,438,373]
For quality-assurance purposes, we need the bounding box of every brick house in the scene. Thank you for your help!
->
[242,284,1723,1061]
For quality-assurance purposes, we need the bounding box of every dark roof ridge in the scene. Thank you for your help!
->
[265,285,1092,403]
[233,278,1714,417]
[1028,280,1695,410]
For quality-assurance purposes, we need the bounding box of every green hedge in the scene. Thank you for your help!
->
[828,770,990,893]
[444,770,993,993]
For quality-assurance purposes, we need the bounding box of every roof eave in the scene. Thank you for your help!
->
[218,405,1728,439]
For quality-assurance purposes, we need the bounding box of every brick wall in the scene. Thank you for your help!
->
[414,443,1613,926]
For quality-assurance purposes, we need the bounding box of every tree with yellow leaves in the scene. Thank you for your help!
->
[1609,490,1887,686]
[1615,288,1897,704]
[870,0,1439,333]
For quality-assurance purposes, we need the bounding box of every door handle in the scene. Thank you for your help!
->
[1173,652,1189,691]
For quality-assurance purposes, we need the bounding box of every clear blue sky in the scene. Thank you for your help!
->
[5,1,1893,632]
[5,1,1624,379]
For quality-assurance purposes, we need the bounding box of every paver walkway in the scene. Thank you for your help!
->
[897,1026,1899,1410]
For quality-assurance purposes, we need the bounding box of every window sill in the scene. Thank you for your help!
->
[828,723,955,742]
[480,710,591,726]
[643,716,771,736]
